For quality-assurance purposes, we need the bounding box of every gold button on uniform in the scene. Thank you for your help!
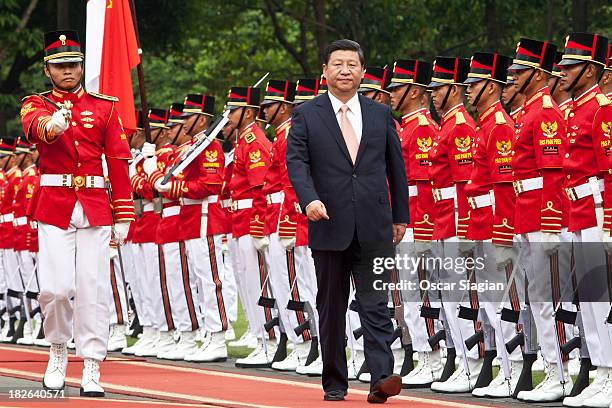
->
[565,153,569,158]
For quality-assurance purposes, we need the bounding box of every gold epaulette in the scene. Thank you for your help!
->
[542,94,553,109]
[21,91,51,102]
[495,111,506,125]
[596,93,611,107]
[244,132,256,143]
[455,111,466,125]
[88,92,119,102]
[417,114,429,126]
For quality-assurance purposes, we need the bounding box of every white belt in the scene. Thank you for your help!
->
[182,195,219,206]
[266,192,284,205]
[221,199,232,209]
[408,185,418,197]
[142,202,155,212]
[433,186,456,202]
[162,206,181,218]
[0,214,14,223]
[513,176,543,195]
[231,198,253,211]
[468,191,493,209]
[566,177,605,202]
[13,217,27,226]
[30,221,38,229]
[40,174,105,189]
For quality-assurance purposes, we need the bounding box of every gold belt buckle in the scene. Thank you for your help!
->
[231,200,237,211]
[512,181,521,196]
[468,196,476,210]
[432,189,441,203]
[566,187,577,201]
[266,195,272,205]
[72,175,85,188]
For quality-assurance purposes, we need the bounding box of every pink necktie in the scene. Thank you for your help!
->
[340,104,359,163]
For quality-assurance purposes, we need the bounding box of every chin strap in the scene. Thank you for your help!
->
[566,63,590,93]
[267,103,282,126]
[394,85,412,112]
[471,79,489,108]
[170,123,184,145]
[439,85,453,112]
[507,69,537,107]
[550,76,560,95]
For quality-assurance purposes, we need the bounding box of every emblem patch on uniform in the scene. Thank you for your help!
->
[496,140,512,156]
[20,102,35,118]
[416,136,432,152]
[81,110,93,116]
[249,150,261,163]
[541,121,558,138]
[205,150,218,162]
[81,117,94,123]
[454,136,472,153]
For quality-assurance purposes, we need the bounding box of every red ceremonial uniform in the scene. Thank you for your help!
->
[429,105,475,239]
[557,98,573,228]
[512,88,565,234]
[130,159,160,244]
[250,120,290,238]
[465,102,515,245]
[563,86,611,232]
[175,137,225,239]
[229,122,272,239]
[219,154,234,234]
[20,88,135,228]
[400,109,437,241]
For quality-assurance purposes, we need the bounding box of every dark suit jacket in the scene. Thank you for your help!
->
[286,93,409,251]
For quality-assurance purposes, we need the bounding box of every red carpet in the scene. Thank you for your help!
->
[0,345,495,407]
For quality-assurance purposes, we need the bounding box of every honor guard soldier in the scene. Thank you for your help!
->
[225,86,278,367]
[358,66,392,106]
[558,32,612,408]
[143,103,203,360]
[20,30,135,397]
[508,38,572,401]
[170,94,232,363]
[124,108,169,358]
[388,59,442,388]
[452,52,516,394]
[0,139,14,342]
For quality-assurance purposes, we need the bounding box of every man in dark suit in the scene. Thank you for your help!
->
[286,39,409,403]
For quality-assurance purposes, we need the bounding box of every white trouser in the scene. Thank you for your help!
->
[572,226,612,368]
[235,234,276,340]
[134,243,163,329]
[474,241,522,361]
[127,243,148,327]
[38,201,111,361]
[4,249,22,292]
[396,229,439,353]
[161,241,201,332]
[223,234,238,323]
[515,232,565,364]
[433,238,480,360]
[264,233,318,344]
[185,231,230,333]
[109,256,128,326]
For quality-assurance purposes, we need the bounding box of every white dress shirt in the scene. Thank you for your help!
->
[328,91,363,143]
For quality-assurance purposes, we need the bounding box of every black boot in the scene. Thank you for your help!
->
[569,358,592,397]
[400,343,415,376]
[512,353,536,398]
[474,350,496,389]
[272,332,288,363]
[440,347,456,382]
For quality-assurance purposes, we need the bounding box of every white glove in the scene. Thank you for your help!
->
[143,157,157,176]
[113,222,130,245]
[128,161,137,178]
[252,236,269,252]
[494,245,513,268]
[141,142,156,159]
[458,238,475,255]
[280,236,296,251]
[110,246,119,259]
[154,179,171,193]
[603,230,612,254]
[412,241,431,256]
[540,232,560,255]
[46,109,70,136]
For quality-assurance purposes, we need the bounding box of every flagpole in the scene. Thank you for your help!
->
[128,0,152,144]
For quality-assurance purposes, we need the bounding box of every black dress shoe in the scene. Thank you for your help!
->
[324,389,347,401]
[367,374,402,404]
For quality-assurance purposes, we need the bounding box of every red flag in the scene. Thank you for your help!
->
[86,0,140,132]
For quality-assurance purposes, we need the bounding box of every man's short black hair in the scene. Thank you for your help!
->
[324,39,365,66]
